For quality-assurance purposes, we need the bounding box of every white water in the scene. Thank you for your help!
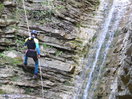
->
[82,0,117,98]
[91,0,130,98]
[80,0,130,99]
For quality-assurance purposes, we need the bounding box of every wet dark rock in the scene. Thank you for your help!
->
[117,95,132,99]
[27,0,33,3]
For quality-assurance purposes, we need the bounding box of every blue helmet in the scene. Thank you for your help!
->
[31,30,38,35]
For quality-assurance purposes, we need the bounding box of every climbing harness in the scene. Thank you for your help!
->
[22,0,44,98]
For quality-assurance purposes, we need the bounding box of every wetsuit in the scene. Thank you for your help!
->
[24,37,40,75]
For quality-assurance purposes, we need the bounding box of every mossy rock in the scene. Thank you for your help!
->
[0,52,22,66]
[0,89,6,94]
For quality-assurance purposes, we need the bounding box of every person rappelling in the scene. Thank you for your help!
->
[23,30,40,79]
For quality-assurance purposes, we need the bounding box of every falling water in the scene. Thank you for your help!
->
[82,0,117,98]
[91,0,130,98]
[75,0,130,99]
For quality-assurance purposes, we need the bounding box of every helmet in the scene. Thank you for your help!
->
[31,30,38,35]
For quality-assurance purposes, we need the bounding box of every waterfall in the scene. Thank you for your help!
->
[83,0,117,98]
[75,0,130,99]
[91,0,129,98]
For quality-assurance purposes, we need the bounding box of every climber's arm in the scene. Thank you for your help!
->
[34,38,40,55]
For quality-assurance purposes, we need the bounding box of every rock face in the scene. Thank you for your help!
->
[109,21,132,99]
[0,0,100,99]
[0,0,131,99]
[0,19,17,51]
[14,0,100,74]
[0,0,19,51]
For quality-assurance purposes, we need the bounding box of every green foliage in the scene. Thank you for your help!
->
[43,43,48,49]
[15,0,65,23]
[75,23,82,28]
[0,53,4,57]
[43,43,52,49]
[55,50,63,57]
[92,34,97,42]
[29,10,53,22]
[0,3,4,15]
[16,39,24,46]
[28,0,65,22]
[55,5,65,10]
[15,38,25,51]
[5,46,15,51]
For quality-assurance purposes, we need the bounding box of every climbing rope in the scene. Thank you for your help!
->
[22,0,44,98]
[22,0,30,36]
[39,59,45,98]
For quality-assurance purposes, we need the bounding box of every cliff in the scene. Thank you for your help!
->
[0,0,131,99]
[0,0,100,98]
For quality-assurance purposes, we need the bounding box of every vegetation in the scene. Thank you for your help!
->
[27,0,65,23]
[64,81,73,86]
[69,38,84,51]
[55,50,63,57]
[10,75,19,81]
[75,23,82,28]
[0,3,4,16]
[15,37,26,51]
[24,87,35,94]
[0,89,5,94]
[92,34,97,42]
[114,30,120,37]
[43,43,52,49]
[15,8,25,21]
[0,53,22,66]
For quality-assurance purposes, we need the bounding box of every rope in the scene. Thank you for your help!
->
[39,59,45,98]
[22,0,30,36]
[22,0,44,98]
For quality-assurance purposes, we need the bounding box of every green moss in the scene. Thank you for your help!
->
[69,38,83,49]
[64,81,73,86]
[10,75,19,81]
[69,38,88,56]
[0,89,5,94]
[24,87,35,94]
[75,23,82,28]
[68,38,89,64]
[0,53,22,66]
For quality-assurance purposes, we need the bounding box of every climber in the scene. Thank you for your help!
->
[23,30,40,79]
